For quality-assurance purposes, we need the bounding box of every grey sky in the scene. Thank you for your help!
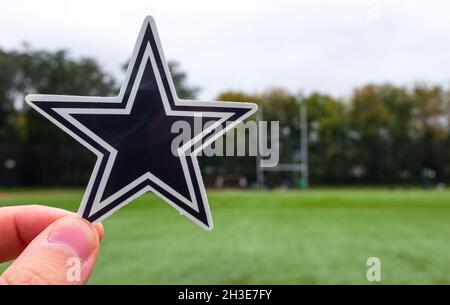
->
[1,0,450,100]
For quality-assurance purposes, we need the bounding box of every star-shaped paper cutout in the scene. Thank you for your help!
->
[25,16,257,230]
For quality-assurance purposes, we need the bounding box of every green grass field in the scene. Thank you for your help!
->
[1,188,450,284]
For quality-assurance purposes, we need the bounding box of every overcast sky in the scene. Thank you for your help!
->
[1,0,450,100]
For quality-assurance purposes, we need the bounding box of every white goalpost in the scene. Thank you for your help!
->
[256,102,309,189]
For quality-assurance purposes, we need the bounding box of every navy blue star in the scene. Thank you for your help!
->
[26,16,257,230]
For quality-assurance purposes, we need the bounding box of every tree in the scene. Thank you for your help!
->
[16,48,117,145]
[410,84,449,180]
[215,89,301,186]
[0,49,20,142]
[167,61,199,99]
[1,46,118,185]
[349,84,416,183]
[302,92,350,183]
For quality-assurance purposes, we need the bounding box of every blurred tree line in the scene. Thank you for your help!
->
[216,85,450,187]
[0,46,197,186]
[0,46,449,187]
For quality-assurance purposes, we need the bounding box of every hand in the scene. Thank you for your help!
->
[0,205,104,285]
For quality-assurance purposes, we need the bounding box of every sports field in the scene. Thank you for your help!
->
[1,188,450,284]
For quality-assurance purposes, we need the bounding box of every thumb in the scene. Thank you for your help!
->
[0,216,101,285]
